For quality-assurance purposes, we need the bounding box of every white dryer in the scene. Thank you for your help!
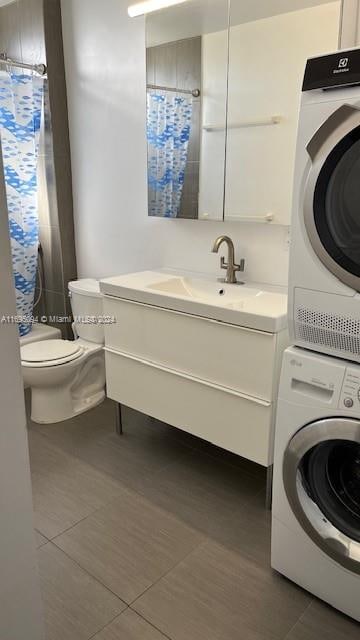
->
[289,48,360,363]
[272,346,360,621]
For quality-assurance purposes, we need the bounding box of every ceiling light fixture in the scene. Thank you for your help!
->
[128,0,188,18]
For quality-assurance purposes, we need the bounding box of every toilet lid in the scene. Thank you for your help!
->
[21,340,83,366]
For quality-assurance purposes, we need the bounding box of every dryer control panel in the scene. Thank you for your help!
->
[339,367,360,410]
[303,49,360,91]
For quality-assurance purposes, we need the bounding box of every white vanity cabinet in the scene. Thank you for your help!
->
[101,275,288,467]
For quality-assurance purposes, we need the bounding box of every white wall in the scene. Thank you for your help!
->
[61,0,162,279]
[339,0,360,47]
[62,0,340,287]
[0,154,44,638]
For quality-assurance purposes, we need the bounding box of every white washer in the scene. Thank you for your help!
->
[272,346,360,621]
[289,47,360,363]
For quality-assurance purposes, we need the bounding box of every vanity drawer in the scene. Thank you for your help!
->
[105,349,273,466]
[104,296,278,401]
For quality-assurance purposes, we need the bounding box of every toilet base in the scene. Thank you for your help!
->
[22,339,106,424]
[30,388,106,424]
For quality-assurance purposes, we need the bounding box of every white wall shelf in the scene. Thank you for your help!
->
[225,213,275,223]
[203,116,282,132]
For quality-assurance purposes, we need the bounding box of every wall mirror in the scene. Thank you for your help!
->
[145,0,342,222]
[145,0,230,220]
[224,0,341,225]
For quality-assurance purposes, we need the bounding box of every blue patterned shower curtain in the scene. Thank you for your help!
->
[0,72,43,336]
[147,90,192,218]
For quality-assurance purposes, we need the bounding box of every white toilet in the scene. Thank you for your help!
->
[22,279,106,424]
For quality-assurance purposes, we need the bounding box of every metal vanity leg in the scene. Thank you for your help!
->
[265,465,273,511]
[114,402,123,436]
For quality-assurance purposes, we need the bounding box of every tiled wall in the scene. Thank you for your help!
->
[0,0,76,337]
[146,36,201,219]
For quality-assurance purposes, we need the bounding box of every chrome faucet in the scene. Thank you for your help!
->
[211,235,245,284]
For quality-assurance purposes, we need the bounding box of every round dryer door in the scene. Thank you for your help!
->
[283,418,360,573]
[304,104,360,291]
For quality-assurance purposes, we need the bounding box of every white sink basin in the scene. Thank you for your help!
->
[100,271,288,333]
[148,276,260,303]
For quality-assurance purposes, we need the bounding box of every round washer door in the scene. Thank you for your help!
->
[304,104,360,291]
[283,418,360,573]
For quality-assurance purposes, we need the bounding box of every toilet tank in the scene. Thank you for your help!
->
[68,279,104,344]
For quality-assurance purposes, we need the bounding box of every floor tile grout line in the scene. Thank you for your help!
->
[283,598,314,639]
[53,498,208,613]
[33,450,264,568]
[44,478,132,543]
[129,608,174,640]
[86,605,173,640]
[37,540,48,549]
[131,470,267,539]
[46,508,108,543]
[29,432,129,524]
[42,449,226,548]
[30,410,320,640]
[45,470,265,558]
[30,396,260,482]
[33,423,269,554]
[133,545,313,640]
[42,449,267,613]
[32,410,264,492]
[129,537,209,609]
[32,419,200,502]
[42,438,269,587]
[34,527,50,542]
[35,529,51,548]
[53,495,271,607]
[52,529,207,612]
[32,408,270,633]
[47,463,194,548]
[44,539,128,608]
[86,606,130,640]
[31,416,266,544]
[47,463,206,548]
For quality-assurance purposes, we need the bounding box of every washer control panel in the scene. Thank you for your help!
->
[339,368,360,410]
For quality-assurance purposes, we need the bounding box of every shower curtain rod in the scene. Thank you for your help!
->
[0,53,47,76]
[147,83,200,98]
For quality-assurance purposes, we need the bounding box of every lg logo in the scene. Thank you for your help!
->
[338,58,349,68]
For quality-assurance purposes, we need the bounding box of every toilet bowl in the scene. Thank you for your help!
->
[20,323,62,390]
[22,279,106,424]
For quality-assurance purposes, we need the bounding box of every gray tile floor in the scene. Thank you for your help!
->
[27,398,360,640]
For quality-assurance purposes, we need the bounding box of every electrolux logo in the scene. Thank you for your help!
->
[333,57,350,75]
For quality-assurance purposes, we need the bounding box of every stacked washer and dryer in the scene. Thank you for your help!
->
[271,49,360,621]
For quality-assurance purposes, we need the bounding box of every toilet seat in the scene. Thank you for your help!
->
[21,340,84,368]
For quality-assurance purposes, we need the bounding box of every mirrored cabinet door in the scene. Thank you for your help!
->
[224,0,342,225]
[145,0,230,220]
